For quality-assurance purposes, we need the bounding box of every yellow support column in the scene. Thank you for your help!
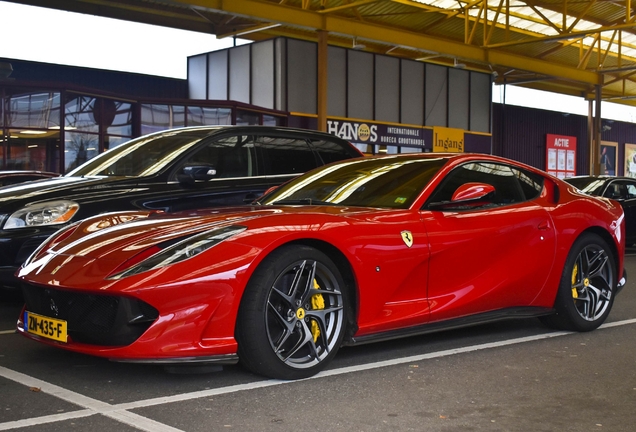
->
[592,85,602,175]
[317,29,328,132]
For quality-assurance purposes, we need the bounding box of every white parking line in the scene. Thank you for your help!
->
[1,318,635,431]
[0,366,183,432]
[0,330,15,335]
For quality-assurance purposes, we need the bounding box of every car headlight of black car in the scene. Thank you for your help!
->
[4,200,80,229]
[108,225,247,280]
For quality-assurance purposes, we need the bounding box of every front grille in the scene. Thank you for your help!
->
[22,283,159,346]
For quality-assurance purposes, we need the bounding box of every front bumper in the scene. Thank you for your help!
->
[19,282,160,346]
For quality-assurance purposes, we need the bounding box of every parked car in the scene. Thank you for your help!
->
[0,126,362,294]
[0,170,59,186]
[17,153,625,380]
[564,176,636,244]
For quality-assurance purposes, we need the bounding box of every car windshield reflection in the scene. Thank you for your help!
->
[565,177,607,195]
[262,156,447,209]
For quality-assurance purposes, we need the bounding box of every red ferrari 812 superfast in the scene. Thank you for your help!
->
[17,153,626,380]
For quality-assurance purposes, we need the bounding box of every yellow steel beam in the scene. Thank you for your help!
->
[319,0,382,14]
[599,30,618,68]
[487,21,636,49]
[536,37,583,59]
[485,0,505,46]
[179,0,600,85]
[527,4,560,34]
[604,70,636,87]
[578,34,599,70]
[216,22,280,38]
[466,1,486,45]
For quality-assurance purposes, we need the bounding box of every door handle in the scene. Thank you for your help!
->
[538,220,550,230]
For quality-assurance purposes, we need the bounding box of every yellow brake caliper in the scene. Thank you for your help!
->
[310,279,325,343]
[571,263,579,299]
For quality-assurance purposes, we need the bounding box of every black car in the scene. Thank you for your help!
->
[565,175,636,243]
[0,170,59,186]
[0,125,362,294]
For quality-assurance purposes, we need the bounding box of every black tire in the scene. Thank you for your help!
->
[541,233,616,332]
[236,245,348,380]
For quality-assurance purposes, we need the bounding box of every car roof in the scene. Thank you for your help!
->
[149,125,354,141]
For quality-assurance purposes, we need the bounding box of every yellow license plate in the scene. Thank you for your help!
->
[24,311,68,343]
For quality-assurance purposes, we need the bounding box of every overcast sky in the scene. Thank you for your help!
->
[1,1,635,123]
[0,1,242,78]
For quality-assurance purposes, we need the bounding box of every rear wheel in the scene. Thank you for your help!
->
[236,245,348,380]
[542,233,616,332]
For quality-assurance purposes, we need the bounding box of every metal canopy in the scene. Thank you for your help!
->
[7,0,636,105]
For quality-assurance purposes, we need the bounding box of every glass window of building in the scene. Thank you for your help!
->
[2,81,293,175]
[263,114,283,126]
[7,91,61,130]
[103,100,133,151]
[236,110,260,125]
[141,104,185,135]
[64,131,99,172]
[64,95,99,172]
[65,95,99,133]
[2,91,61,171]
[105,100,132,137]
[187,106,232,126]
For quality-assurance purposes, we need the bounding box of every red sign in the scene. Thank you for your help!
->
[546,134,577,179]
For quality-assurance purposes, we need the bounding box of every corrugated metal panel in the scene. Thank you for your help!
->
[493,102,636,176]
[492,103,588,174]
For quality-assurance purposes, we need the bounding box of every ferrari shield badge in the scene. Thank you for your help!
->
[401,230,414,248]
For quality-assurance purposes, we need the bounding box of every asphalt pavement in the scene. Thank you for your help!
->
[1,252,636,432]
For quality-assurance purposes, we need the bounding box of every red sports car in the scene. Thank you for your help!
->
[16,153,626,380]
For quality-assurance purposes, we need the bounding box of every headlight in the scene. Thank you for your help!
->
[4,200,79,229]
[108,225,247,280]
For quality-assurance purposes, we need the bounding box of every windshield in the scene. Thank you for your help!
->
[564,177,606,196]
[66,128,218,177]
[261,156,447,209]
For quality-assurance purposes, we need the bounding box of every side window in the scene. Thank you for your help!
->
[512,167,544,200]
[604,183,623,199]
[427,162,525,209]
[255,136,318,176]
[606,181,636,200]
[309,139,357,164]
[178,135,254,178]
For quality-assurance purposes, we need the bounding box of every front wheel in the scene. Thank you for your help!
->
[236,245,348,380]
[542,233,616,332]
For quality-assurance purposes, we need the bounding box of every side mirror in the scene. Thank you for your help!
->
[177,165,217,184]
[262,185,278,196]
[451,182,495,202]
[428,182,495,210]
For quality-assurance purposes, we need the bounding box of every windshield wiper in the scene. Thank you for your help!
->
[271,198,335,206]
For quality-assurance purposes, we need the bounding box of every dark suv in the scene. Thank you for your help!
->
[0,125,362,294]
